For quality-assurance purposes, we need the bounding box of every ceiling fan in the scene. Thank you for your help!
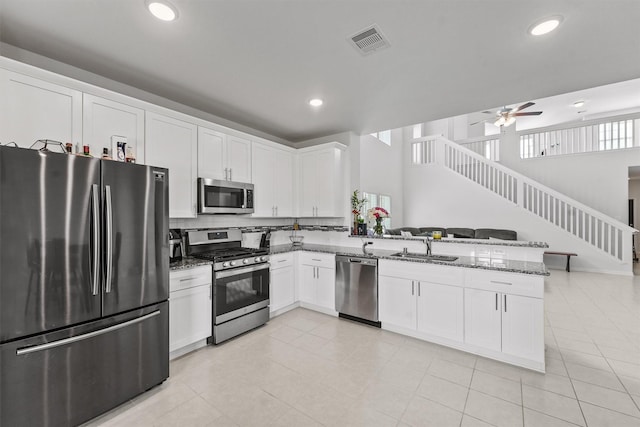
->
[470,102,543,127]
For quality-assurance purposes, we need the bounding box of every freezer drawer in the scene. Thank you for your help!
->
[0,302,169,427]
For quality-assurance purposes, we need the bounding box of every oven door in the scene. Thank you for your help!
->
[213,263,269,323]
[198,178,253,214]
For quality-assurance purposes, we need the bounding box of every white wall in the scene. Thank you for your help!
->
[403,162,632,275]
[499,126,640,223]
[359,129,404,228]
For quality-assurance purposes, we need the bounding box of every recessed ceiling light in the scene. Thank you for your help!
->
[309,98,323,107]
[147,0,178,21]
[573,100,585,108]
[529,16,563,36]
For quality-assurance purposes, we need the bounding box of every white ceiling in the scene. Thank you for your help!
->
[1,0,639,143]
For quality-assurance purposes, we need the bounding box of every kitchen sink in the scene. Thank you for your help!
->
[390,252,458,262]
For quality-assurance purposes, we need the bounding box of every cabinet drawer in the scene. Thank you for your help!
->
[464,269,543,298]
[170,265,211,292]
[299,251,335,269]
[270,253,294,269]
[379,260,464,285]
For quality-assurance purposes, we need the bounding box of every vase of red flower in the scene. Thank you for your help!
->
[367,207,390,236]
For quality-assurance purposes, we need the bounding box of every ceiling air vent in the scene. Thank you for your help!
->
[349,25,390,55]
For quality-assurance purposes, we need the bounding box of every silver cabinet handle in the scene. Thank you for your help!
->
[179,277,200,282]
[312,258,322,262]
[229,168,232,181]
[91,184,100,296]
[411,281,415,296]
[224,167,228,180]
[275,206,278,216]
[104,185,114,293]
[504,294,507,312]
[495,293,499,311]
[418,282,421,297]
[209,285,212,300]
[17,310,160,355]
[277,259,287,263]
[490,281,513,286]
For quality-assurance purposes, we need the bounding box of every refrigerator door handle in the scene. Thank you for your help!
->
[91,184,100,296]
[16,310,161,356]
[105,185,114,293]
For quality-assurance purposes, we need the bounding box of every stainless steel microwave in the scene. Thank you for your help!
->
[197,178,254,214]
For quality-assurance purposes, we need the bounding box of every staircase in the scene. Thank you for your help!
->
[410,135,636,264]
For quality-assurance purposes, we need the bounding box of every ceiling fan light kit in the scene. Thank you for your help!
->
[529,15,563,36]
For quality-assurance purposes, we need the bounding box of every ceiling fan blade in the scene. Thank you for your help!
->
[514,101,535,112]
[513,111,542,116]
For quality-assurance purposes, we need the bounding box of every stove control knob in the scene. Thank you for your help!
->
[230,261,237,267]
[261,256,268,262]
[243,259,249,265]
[222,262,229,268]
[254,257,261,262]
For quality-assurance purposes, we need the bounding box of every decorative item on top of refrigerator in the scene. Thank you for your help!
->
[111,135,127,162]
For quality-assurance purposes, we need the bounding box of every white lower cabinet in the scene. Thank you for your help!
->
[416,281,464,342]
[298,252,335,312]
[379,275,464,342]
[379,260,545,371]
[169,266,212,354]
[269,253,296,313]
[464,288,543,362]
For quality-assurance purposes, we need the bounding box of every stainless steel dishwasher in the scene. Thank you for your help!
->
[335,255,380,327]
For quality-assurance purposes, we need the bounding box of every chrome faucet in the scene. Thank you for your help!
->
[424,236,433,256]
[362,241,373,255]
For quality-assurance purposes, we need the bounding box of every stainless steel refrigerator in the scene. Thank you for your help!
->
[0,146,170,426]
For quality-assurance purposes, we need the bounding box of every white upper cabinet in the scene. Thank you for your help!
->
[297,143,345,217]
[198,127,251,182]
[251,141,294,217]
[145,111,198,218]
[82,94,145,163]
[0,69,82,148]
[226,135,252,182]
[197,127,226,180]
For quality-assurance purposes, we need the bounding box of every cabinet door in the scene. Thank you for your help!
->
[146,112,198,218]
[273,149,294,217]
[251,143,275,217]
[298,152,317,216]
[83,94,144,163]
[502,294,544,361]
[0,69,82,147]
[314,149,337,217]
[379,276,416,330]
[417,282,464,342]
[299,265,316,303]
[198,127,226,180]
[226,135,252,182]
[315,266,335,310]
[270,266,295,312]
[464,288,501,351]
[169,285,212,352]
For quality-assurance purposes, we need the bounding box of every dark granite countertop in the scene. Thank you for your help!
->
[169,257,212,271]
[269,244,549,276]
[347,235,549,248]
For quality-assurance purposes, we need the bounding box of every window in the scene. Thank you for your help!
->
[370,129,391,146]
[412,124,422,139]
[362,192,392,230]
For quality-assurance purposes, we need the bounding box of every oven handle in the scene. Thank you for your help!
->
[215,263,270,279]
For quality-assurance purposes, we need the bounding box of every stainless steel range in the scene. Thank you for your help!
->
[186,229,269,344]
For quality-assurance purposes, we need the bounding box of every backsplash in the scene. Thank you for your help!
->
[169,215,347,230]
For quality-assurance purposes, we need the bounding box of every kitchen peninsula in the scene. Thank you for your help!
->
[266,233,549,372]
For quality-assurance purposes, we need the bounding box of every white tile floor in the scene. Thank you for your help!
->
[85,268,640,427]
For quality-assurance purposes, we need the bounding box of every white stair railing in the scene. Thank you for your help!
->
[456,136,501,161]
[411,135,636,262]
[519,113,640,159]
